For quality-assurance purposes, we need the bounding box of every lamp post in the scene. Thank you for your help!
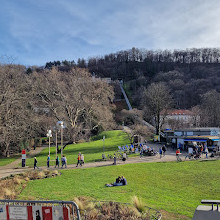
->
[53,126,58,159]
[47,129,52,156]
[61,122,64,156]
[103,136,105,153]
[56,129,58,158]
[56,121,65,156]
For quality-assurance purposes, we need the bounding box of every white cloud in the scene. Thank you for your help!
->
[1,0,220,65]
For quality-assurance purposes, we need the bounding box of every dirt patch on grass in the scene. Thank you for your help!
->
[0,170,61,199]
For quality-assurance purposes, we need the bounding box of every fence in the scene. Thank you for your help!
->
[0,199,81,220]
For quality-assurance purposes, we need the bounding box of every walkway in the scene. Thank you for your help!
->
[0,146,46,178]
[0,147,184,179]
[0,143,215,180]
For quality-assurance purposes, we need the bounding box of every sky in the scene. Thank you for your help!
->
[0,0,220,66]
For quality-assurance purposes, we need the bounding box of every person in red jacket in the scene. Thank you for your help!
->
[76,152,81,167]
[176,148,181,161]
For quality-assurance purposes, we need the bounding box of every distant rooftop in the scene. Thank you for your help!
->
[161,109,194,115]
[175,127,220,132]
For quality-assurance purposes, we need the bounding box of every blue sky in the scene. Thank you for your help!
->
[1,0,220,66]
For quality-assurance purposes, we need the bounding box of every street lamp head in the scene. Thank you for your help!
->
[56,121,66,129]
[47,129,52,137]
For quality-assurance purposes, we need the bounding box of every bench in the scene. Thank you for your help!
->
[201,200,220,211]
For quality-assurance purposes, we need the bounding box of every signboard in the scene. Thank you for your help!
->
[42,207,52,220]
[9,206,27,220]
[32,206,43,220]
[53,206,63,220]
[0,205,7,220]
[0,205,71,220]
[63,207,70,220]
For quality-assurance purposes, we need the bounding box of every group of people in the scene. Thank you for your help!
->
[159,145,167,158]
[76,152,84,167]
[105,176,127,187]
[185,145,209,160]
[140,145,155,157]
[115,176,127,186]
[33,153,84,169]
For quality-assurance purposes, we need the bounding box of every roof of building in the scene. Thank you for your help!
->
[161,109,194,116]
[175,127,220,132]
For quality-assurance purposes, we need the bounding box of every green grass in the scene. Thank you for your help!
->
[19,160,220,218]
[25,130,131,167]
[0,157,17,166]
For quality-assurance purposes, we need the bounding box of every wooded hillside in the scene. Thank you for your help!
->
[45,47,220,109]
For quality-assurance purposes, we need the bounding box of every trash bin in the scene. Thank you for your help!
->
[22,159,26,167]
[21,149,26,167]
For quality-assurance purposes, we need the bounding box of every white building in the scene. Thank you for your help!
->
[161,109,199,129]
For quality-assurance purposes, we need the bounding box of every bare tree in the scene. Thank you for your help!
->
[0,65,35,156]
[200,90,220,127]
[31,67,115,142]
[144,82,173,134]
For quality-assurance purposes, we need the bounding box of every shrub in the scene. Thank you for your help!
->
[132,196,145,213]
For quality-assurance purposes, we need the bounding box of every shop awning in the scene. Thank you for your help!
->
[210,138,219,141]
[184,136,219,142]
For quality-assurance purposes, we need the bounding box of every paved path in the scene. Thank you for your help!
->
[0,144,215,180]
[0,148,183,179]
[0,146,46,178]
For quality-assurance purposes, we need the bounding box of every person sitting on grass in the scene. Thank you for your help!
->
[105,176,127,187]
[121,176,127,185]
[116,176,121,183]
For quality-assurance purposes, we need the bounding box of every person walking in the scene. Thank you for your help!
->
[55,156,59,168]
[162,145,166,156]
[140,148,143,158]
[47,155,50,168]
[122,152,127,162]
[76,152,81,167]
[64,155,67,168]
[159,147,163,159]
[185,146,193,160]
[34,157,39,169]
[205,147,209,159]
[81,154,84,165]
[176,148,181,161]
[113,154,117,165]
[61,155,67,168]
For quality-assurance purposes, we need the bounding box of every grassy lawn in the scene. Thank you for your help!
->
[19,160,220,218]
[0,157,17,166]
[25,130,131,167]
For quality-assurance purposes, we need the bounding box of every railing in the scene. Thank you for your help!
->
[0,199,81,220]
[119,82,132,110]
[201,200,220,211]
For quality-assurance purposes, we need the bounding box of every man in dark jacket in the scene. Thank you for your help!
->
[121,176,127,185]
[34,157,39,169]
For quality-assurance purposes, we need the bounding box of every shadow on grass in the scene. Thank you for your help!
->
[199,159,218,162]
